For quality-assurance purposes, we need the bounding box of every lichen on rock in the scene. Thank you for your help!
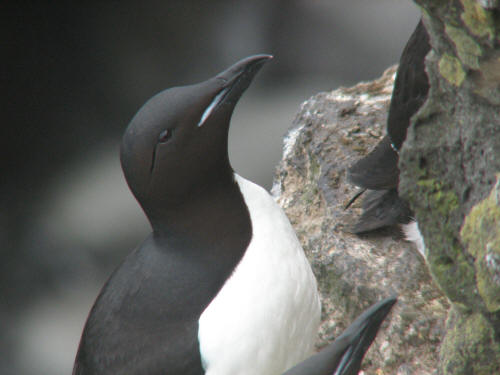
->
[438,53,467,86]
[444,23,482,69]
[459,0,496,40]
[400,0,500,372]
[439,308,500,375]
[461,175,500,313]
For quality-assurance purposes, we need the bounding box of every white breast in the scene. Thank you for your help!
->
[198,174,321,375]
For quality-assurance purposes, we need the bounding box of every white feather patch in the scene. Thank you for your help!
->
[402,221,426,258]
[198,174,321,375]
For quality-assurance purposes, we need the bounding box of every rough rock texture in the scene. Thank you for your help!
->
[397,1,500,373]
[272,67,449,374]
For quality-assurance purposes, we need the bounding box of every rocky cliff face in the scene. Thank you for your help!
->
[272,67,449,375]
[398,1,500,374]
[274,2,500,373]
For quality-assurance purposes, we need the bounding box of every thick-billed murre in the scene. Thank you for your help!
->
[347,20,430,247]
[73,55,321,375]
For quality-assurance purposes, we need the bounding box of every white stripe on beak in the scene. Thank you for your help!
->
[197,87,230,127]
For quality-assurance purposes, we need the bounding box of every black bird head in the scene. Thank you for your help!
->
[120,55,272,224]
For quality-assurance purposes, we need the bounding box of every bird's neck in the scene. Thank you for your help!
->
[147,175,252,252]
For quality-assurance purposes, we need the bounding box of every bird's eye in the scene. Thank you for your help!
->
[158,129,172,143]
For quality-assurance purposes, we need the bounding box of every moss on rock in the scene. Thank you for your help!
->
[445,23,482,69]
[427,245,477,307]
[461,175,500,312]
[440,308,500,375]
[459,0,496,41]
[416,178,459,216]
[400,2,500,371]
[410,176,478,306]
[438,53,466,86]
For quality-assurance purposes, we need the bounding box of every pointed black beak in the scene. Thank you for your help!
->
[198,54,273,127]
[215,54,273,105]
[330,296,397,375]
[339,295,397,347]
[216,54,273,83]
[283,296,397,375]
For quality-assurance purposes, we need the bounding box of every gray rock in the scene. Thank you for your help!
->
[272,67,449,374]
[397,2,500,373]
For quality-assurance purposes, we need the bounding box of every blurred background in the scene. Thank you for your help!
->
[2,1,420,374]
